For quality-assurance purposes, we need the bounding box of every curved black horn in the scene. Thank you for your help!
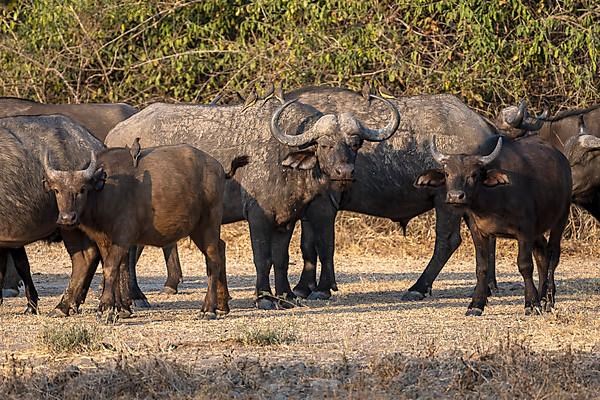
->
[269,99,322,147]
[42,150,62,181]
[357,95,400,142]
[429,136,450,165]
[478,137,503,166]
[519,108,549,131]
[80,151,97,180]
[505,99,526,128]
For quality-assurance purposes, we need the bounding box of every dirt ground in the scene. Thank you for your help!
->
[1,220,600,399]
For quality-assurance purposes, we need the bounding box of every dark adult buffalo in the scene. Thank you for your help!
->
[278,87,497,300]
[0,115,105,314]
[104,95,400,309]
[0,98,183,304]
[494,101,600,218]
[415,135,571,315]
[0,97,137,141]
[43,144,248,321]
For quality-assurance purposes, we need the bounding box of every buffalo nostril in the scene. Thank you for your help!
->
[458,192,465,200]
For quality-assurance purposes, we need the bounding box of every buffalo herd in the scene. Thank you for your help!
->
[0,85,598,320]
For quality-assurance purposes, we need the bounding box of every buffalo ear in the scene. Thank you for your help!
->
[42,178,51,193]
[414,169,445,188]
[483,169,510,187]
[281,150,317,170]
[92,167,107,191]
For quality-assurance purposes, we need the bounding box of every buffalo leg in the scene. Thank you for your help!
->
[52,229,101,317]
[2,255,20,298]
[465,228,490,316]
[294,219,318,298]
[10,247,39,314]
[533,236,549,306]
[127,245,151,308]
[543,209,568,312]
[486,236,498,294]
[97,243,130,323]
[162,244,183,294]
[190,213,228,319]
[403,206,462,300]
[517,238,542,315]
[271,227,295,308]
[247,206,275,310]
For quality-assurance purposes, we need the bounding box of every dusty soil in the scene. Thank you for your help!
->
[1,220,600,399]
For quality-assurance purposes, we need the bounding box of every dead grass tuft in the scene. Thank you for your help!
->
[38,323,102,354]
[235,325,297,347]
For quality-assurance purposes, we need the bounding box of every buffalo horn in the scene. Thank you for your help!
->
[43,150,62,181]
[80,151,97,180]
[518,108,549,131]
[357,95,401,142]
[477,137,503,166]
[505,99,526,128]
[429,136,450,165]
[270,99,322,147]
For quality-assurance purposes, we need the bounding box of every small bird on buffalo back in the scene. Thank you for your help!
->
[242,89,258,112]
[378,86,396,99]
[260,82,275,107]
[130,137,141,168]
[361,82,371,103]
[274,82,285,104]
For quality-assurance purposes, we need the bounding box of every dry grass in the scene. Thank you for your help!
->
[2,336,599,399]
[234,325,297,347]
[37,322,102,354]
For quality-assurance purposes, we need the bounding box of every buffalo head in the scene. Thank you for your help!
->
[495,99,548,138]
[42,151,106,227]
[564,116,600,202]
[414,136,508,207]
[270,95,399,188]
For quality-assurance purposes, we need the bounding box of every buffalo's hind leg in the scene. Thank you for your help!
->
[271,226,296,308]
[294,219,318,299]
[190,213,229,319]
[10,247,39,314]
[247,206,275,310]
[533,236,549,310]
[543,210,568,312]
[162,244,183,294]
[0,249,7,307]
[127,245,151,308]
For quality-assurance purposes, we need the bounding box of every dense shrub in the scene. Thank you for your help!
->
[0,0,598,115]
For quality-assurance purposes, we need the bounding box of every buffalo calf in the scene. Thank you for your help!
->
[43,144,247,321]
[415,136,571,315]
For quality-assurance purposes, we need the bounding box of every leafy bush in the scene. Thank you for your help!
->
[0,0,598,115]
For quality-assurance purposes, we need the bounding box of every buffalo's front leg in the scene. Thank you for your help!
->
[97,244,130,323]
[247,206,275,310]
[272,226,296,308]
[0,250,7,307]
[465,227,491,316]
[294,219,318,298]
[52,230,100,317]
[10,247,39,314]
[2,255,20,298]
[127,245,150,308]
[517,238,542,315]
[403,206,462,300]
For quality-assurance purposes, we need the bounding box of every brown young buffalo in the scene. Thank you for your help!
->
[415,135,572,316]
[43,143,247,321]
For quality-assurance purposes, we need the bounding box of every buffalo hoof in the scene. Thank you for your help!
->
[2,288,19,298]
[48,307,69,318]
[525,305,543,316]
[307,290,331,300]
[488,282,500,295]
[133,298,151,309]
[118,309,132,319]
[256,297,276,310]
[465,308,484,317]
[161,286,178,295]
[24,304,38,315]
[216,308,229,317]
[402,291,426,301]
[201,312,217,320]
[292,286,312,299]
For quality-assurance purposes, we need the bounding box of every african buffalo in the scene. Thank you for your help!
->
[415,135,571,315]
[277,87,497,300]
[0,114,105,314]
[103,94,400,309]
[43,143,248,320]
[0,98,183,303]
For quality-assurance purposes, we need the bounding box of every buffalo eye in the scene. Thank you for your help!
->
[78,187,87,195]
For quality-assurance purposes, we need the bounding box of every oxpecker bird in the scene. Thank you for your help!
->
[241,89,258,112]
[361,82,371,103]
[260,82,275,106]
[130,137,141,168]
[274,82,285,104]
